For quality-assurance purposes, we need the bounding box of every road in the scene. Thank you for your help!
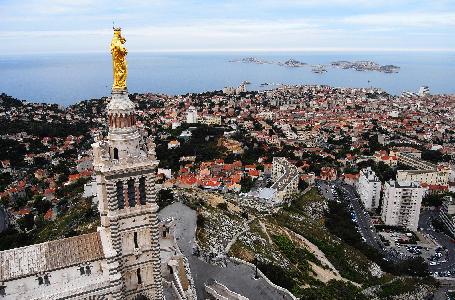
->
[317,180,455,299]
[318,180,404,263]
[419,209,455,273]
[159,202,293,300]
[337,183,386,253]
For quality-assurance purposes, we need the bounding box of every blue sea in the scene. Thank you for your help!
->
[0,51,454,106]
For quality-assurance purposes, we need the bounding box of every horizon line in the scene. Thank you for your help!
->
[2,47,455,56]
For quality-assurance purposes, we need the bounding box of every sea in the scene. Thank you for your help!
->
[0,51,454,106]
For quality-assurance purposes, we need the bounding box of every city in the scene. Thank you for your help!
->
[0,61,454,298]
[0,1,455,300]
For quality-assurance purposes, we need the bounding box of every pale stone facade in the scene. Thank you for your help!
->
[396,169,449,186]
[381,180,424,231]
[356,167,381,211]
[0,89,165,300]
[271,157,299,202]
[0,86,201,299]
[186,106,198,124]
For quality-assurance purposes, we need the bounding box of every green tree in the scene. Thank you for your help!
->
[17,214,34,231]
[240,176,254,192]
[32,196,52,215]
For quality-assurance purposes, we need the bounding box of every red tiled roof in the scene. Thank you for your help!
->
[16,208,31,216]
[44,209,53,221]
[68,174,81,182]
[248,169,260,177]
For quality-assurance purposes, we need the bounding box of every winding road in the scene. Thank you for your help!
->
[159,202,293,300]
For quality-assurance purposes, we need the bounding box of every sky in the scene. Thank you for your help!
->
[0,0,454,54]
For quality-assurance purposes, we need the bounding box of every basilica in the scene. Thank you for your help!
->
[0,28,194,300]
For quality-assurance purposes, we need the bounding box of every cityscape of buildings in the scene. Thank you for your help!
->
[0,25,455,300]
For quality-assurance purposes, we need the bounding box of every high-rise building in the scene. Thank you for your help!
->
[418,86,430,96]
[381,180,424,231]
[356,167,381,211]
[186,106,198,124]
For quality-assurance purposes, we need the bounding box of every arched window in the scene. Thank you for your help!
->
[43,275,50,285]
[128,179,136,207]
[137,269,142,285]
[139,177,146,205]
[133,231,139,249]
[113,148,119,160]
[37,277,43,285]
[116,181,125,209]
[85,266,91,275]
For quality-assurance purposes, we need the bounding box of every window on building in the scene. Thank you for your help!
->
[85,266,91,275]
[113,148,119,160]
[37,277,43,285]
[79,266,85,275]
[128,179,136,207]
[43,275,50,285]
[0,285,5,296]
[116,181,125,209]
[137,269,142,285]
[134,231,139,249]
[139,177,146,205]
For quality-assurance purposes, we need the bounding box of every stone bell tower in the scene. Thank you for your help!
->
[92,28,163,300]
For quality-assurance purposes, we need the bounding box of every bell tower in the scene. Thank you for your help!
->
[92,28,163,300]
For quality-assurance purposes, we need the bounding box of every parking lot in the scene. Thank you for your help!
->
[378,230,436,260]
[316,180,455,278]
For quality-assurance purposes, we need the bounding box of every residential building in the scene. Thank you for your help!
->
[356,167,381,211]
[418,86,430,97]
[271,157,299,202]
[397,168,449,187]
[381,180,424,231]
[320,167,337,181]
[397,152,436,170]
[186,106,198,123]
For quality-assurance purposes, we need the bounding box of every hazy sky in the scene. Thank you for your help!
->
[1,0,454,54]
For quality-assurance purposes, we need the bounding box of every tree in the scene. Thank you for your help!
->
[422,150,445,163]
[32,196,52,215]
[298,179,308,191]
[157,189,174,210]
[423,192,455,207]
[17,214,34,231]
[240,176,254,192]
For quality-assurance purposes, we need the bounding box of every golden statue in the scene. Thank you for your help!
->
[110,28,128,90]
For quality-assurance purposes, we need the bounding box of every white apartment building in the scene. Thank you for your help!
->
[418,86,430,96]
[397,152,436,170]
[356,167,381,211]
[186,106,198,124]
[397,169,449,186]
[381,180,424,231]
[271,157,299,202]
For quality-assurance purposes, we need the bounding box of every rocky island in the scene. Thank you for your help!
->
[230,58,399,73]
[277,59,307,67]
[331,60,400,73]
[230,57,306,67]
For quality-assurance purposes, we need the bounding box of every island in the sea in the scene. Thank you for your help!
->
[229,57,400,73]
[331,60,400,73]
[229,57,306,67]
